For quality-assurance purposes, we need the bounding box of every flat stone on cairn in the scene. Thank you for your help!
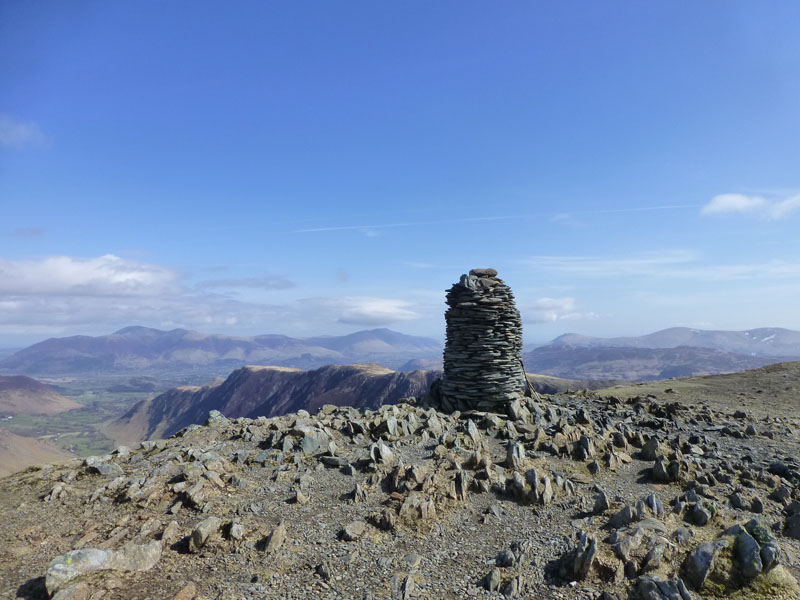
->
[439,268,526,412]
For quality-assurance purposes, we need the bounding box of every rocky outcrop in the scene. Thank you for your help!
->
[2,371,799,600]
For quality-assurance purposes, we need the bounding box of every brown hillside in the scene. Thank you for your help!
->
[0,375,82,416]
[0,428,71,478]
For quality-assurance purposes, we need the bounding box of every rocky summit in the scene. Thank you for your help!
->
[1,364,799,600]
[440,268,527,412]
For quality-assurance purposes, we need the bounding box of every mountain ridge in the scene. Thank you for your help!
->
[522,344,794,381]
[104,364,610,445]
[5,325,800,382]
[551,326,800,356]
[104,363,439,444]
[0,327,443,375]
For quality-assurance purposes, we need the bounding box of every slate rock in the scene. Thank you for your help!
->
[637,576,693,600]
[205,410,229,426]
[641,438,661,461]
[320,455,349,468]
[502,575,523,598]
[682,539,729,590]
[745,519,776,545]
[228,521,245,541]
[608,505,634,529]
[89,462,124,478]
[785,513,800,540]
[484,567,501,592]
[593,490,610,514]
[341,521,368,541]
[652,457,681,482]
[316,562,331,581]
[370,442,394,464]
[189,516,222,552]
[51,582,91,600]
[300,431,328,455]
[641,542,667,572]
[730,493,747,510]
[687,503,712,526]
[506,442,525,470]
[760,542,781,571]
[573,532,597,580]
[734,530,762,579]
[161,520,181,544]
[673,527,693,546]
[496,548,516,567]
[265,521,287,552]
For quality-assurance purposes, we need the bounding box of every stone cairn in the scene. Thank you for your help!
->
[439,268,527,412]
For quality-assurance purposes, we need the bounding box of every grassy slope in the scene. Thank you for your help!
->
[594,360,800,421]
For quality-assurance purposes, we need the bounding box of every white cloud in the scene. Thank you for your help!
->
[0,255,177,296]
[702,193,766,215]
[301,296,421,326]
[0,254,427,342]
[768,195,800,219]
[524,297,596,323]
[0,115,49,148]
[0,292,285,337]
[702,192,800,220]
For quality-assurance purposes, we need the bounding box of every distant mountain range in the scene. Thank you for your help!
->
[551,327,800,357]
[522,345,794,382]
[0,326,443,375]
[521,327,800,379]
[104,364,610,444]
[3,325,800,383]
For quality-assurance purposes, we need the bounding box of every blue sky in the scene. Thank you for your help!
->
[2,1,800,347]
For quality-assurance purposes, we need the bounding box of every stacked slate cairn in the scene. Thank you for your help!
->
[439,268,527,412]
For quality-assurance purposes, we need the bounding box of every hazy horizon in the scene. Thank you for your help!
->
[3,322,800,353]
[3,3,800,348]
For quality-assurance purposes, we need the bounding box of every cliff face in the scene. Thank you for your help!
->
[107,364,439,442]
[105,363,616,446]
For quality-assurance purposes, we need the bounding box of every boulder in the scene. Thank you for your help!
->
[46,541,162,595]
